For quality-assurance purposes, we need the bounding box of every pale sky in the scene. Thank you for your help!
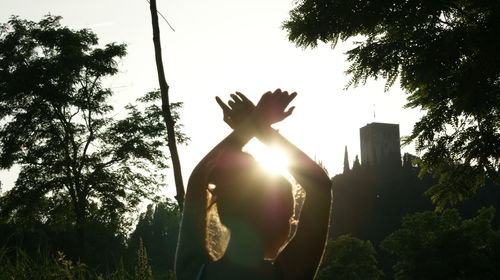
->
[0,0,422,197]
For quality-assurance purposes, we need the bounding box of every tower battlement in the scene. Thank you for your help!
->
[360,122,401,167]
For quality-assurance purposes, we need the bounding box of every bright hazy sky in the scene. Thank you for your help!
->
[0,0,422,197]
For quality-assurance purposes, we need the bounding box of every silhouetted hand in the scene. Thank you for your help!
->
[254,89,296,126]
[216,92,255,129]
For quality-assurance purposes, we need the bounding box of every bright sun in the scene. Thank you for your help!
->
[243,138,290,176]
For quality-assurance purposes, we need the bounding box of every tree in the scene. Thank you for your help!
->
[127,199,180,277]
[381,207,500,279]
[134,239,154,280]
[0,15,187,258]
[149,0,186,211]
[402,153,418,170]
[317,235,383,280]
[283,0,500,209]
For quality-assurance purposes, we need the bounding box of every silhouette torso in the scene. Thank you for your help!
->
[199,259,282,280]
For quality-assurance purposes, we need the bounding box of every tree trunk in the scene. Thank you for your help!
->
[68,184,87,260]
[75,200,87,261]
[149,0,185,211]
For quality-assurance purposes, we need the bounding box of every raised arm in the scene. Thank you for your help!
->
[262,127,332,280]
[217,90,332,280]
[175,107,259,279]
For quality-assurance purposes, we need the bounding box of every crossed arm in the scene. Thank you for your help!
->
[175,113,257,280]
[175,90,332,280]
[219,90,332,280]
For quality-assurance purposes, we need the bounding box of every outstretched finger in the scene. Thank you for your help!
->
[257,91,273,105]
[215,96,231,114]
[235,92,254,107]
[228,100,236,109]
[230,93,243,104]
[279,90,289,100]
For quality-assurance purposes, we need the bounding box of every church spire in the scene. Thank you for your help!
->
[343,146,350,174]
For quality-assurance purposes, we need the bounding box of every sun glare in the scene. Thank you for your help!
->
[243,139,290,176]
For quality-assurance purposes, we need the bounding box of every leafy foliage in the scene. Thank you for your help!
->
[127,199,180,278]
[0,15,187,257]
[0,195,129,270]
[283,0,500,208]
[134,240,154,280]
[317,235,383,280]
[0,247,88,280]
[382,207,500,279]
[0,245,175,279]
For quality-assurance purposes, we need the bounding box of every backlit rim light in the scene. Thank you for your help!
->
[243,138,290,177]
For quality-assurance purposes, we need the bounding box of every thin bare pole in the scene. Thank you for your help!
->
[149,0,185,211]
[145,0,175,32]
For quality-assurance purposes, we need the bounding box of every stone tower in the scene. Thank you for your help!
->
[360,122,401,167]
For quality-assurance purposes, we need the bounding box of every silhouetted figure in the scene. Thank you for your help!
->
[175,90,332,280]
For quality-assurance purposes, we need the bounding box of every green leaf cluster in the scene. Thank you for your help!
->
[284,0,500,208]
[382,207,500,279]
[127,199,180,278]
[317,235,383,280]
[0,15,187,253]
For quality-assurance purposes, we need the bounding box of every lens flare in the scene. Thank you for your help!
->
[243,139,289,177]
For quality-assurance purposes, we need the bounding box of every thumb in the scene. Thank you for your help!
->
[284,106,295,118]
